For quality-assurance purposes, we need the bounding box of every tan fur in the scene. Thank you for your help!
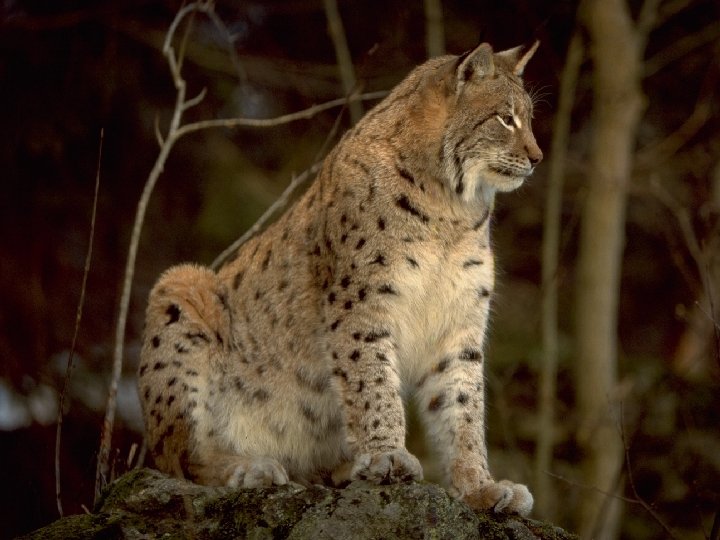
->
[138,42,542,515]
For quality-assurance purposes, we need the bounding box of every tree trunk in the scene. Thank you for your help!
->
[536,30,583,521]
[575,0,649,537]
[423,0,445,58]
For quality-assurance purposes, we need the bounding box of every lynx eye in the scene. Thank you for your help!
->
[496,113,515,130]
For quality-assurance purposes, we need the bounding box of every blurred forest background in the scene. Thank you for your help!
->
[1,0,719,538]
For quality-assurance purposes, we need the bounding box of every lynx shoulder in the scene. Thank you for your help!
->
[138,42,542,516]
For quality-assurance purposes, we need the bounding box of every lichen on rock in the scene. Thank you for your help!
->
[21,468,577,540]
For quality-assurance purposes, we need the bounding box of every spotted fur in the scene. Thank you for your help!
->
[138,42,542,516]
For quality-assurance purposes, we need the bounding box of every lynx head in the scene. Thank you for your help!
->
[440,42,542,202]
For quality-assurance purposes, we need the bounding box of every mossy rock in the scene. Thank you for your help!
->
[21,468,577,539]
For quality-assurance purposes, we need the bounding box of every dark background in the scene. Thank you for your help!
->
[1,0,719,537]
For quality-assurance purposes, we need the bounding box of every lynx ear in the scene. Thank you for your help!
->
[456,43,495,84]
[496,41,540,77]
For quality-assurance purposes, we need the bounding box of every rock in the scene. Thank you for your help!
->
[21,468,577,539]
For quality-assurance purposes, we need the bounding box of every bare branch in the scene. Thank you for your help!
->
[56,128,103,516]
[635,95,713,172]
[644,23,720,78]
[211,162,323,270]
[153,114,164,147]
[96,1,206,502]
[182,87,208,112]
[175,91,386,139]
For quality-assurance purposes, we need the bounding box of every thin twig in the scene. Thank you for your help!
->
[175,91,386,139]
[211,161,323,270]
[55,128,103,517]
[618,404,677,538]
[96,1,206,502]
[544,470,638,505]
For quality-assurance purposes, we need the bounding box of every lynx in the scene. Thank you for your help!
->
[138,42,542,516]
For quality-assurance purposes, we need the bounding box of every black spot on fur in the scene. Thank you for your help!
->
[459,348,482,361]
[378,284,398,295]
[344,300,353,310]
[253,389,270,402]
[405,256,419,268]
[428,394,445,411]
[364,330,391,343]
[233,271,244,289]
[378,217,386,230]
[185,332,211,344]
[165,304,180,325]
[330,319,341,331]
[340,276,351,289]
[463,259,483,268]
[153,361,167,371]
[139,364,148,376]
[473,209,490,231]
[328,292,336,304]
[355,238,366,250]
[457,392,469,405]
[151,336,161,348]
[478,287,491,298]
[301,404,319,423]
[370,254,387,266]
[167,377,177,387]
[350,350,361,361]
[436,358,451,372]
[358,288,367,301]
[397,166,416,186]
[396,195,430,224]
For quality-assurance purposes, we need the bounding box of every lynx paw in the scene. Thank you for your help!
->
[227,457,289,488]
[351,449,424,484]
[462,479,533,516]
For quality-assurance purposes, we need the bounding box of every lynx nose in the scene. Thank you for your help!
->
[526,144,543,165]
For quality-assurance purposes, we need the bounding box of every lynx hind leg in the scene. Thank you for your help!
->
[138,264,231,480]
[188,453,289,488]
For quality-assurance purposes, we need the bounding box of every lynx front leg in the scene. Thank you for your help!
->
[416,346,533,516]
[326,306,422,485]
